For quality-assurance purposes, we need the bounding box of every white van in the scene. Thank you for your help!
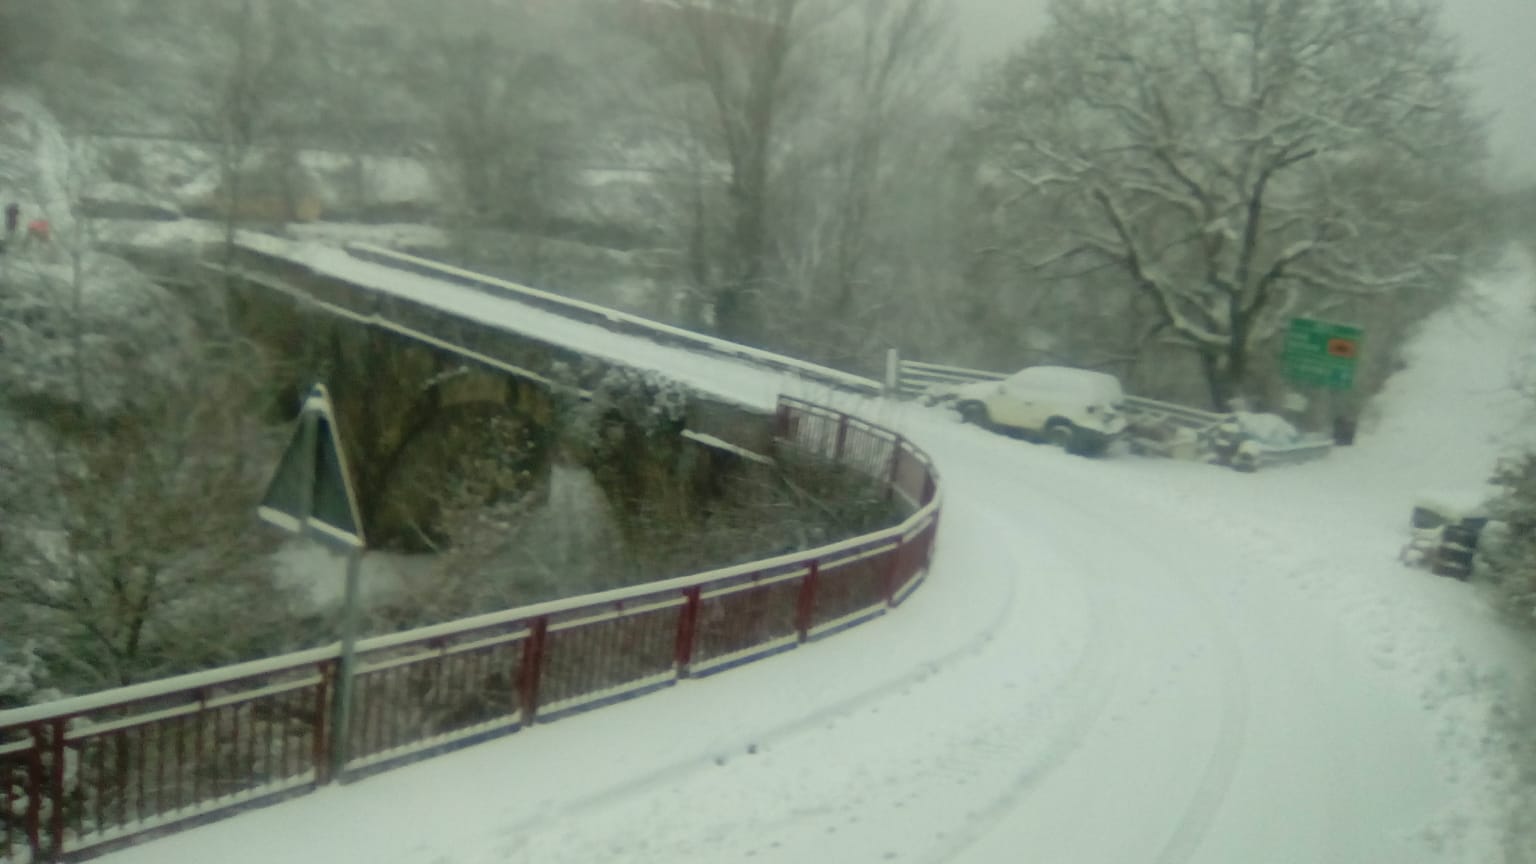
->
[950,366,1127,456]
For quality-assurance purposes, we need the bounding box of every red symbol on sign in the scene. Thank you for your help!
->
[1326,338,1357,359]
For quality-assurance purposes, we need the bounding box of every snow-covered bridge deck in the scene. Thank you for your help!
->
[227,234,882,414]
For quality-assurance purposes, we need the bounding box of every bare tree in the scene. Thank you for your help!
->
[972,0,1489,408]
[191,0,319,259]
[817,0,948,315]
[612,0,957,356]
[625,0,820,342]
[768,0,954,365]
[0,255,292,690]
[389,0,576,252]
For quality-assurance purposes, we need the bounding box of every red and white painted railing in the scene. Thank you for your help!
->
[0,397,939,863]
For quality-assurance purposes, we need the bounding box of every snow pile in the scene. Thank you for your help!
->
[1228,411,1301,446]
[1357,244,1536,480]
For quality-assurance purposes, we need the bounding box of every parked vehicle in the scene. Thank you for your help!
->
[1400,491,1494,579]
[946,366,1127,456]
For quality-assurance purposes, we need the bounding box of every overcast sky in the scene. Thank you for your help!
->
[947,0,1536,186]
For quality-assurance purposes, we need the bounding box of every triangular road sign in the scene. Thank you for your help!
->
[258,384,366,550]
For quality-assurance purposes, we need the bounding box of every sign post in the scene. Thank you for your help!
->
[257,384,367,778]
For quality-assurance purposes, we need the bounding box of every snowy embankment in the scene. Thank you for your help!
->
[98,249,1536,864]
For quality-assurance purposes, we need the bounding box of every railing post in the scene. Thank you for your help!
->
[795,561,820,643]
[23,724,45,861]
[519,617,549,726]
[47,719,66,861]
[674,587,702,677]
[884,348,900,396]
[774,401,792,440]
[312,660,334,786]
[926,515,940,566]
[883,542,904,607]
[330,548,364,780]
[193,689,207,804]
[887,438,905,499]
[834,415,849,460]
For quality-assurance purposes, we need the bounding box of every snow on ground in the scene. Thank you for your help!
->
[98,248,1536,864]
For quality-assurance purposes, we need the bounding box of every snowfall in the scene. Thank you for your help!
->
[91,242,1536,864]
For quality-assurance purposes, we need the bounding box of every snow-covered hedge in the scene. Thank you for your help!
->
[1481,454,1536,623]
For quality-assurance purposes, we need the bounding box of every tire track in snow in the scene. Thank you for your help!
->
[1058,456,1253,864]
[513,417,1251,864]
[912,428,1251,864]
[1133,533,1252,864]
[500,438,1124,864]
[910,504,1123,864]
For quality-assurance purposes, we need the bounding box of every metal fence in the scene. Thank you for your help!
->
[0,397,940,863]
[884,356,1005,400]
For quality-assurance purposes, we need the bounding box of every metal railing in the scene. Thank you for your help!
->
[0,397,939,863]
[886,357,1004,400]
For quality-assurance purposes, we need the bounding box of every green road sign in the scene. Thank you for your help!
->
[1282,317,1362,390]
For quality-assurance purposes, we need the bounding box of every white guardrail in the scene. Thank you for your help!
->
[883,351,1332,472]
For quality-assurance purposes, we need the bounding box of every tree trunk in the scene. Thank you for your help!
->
[1198,350,1229,411]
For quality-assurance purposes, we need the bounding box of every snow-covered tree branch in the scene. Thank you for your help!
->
[972,0,1489,408]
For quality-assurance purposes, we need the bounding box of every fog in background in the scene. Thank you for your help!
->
[949,0,1536,185]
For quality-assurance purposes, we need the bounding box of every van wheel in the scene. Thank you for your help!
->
[1045,419,1076,452]
[1075,434,1109,457]
[957,401,989,427]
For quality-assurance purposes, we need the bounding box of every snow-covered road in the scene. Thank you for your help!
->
[99,248,1536,863]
